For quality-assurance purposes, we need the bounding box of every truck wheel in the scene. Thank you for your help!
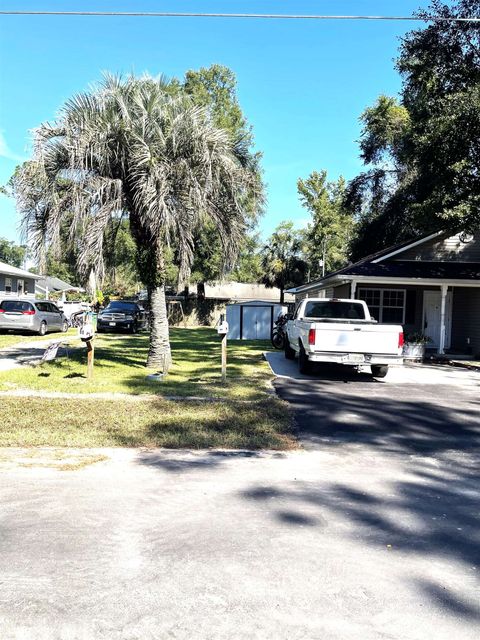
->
[284,336,295,360]
[298,344,312,374]
[371,365,388,378]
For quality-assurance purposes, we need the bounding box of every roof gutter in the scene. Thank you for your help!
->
[370,231,444,264]
[290,275,350,294]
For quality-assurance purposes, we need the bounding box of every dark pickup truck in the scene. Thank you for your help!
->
[96,301,148,334]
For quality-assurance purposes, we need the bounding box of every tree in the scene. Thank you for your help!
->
[261,222,307,303]
[229,232,263,283]
[179,65,262,287]
[14,75,260,369]
[346,0,480,260]
[297,171,355,278]
[0,238,26,268]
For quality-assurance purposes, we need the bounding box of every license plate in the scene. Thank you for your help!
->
[342,354,365,364]
[109,322,116,326]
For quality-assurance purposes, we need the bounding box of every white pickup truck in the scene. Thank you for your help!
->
[285,298,404,378]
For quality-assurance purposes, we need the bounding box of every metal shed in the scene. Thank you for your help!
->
[226,300,287,340]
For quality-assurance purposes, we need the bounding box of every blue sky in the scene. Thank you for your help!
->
[0,0,432,244]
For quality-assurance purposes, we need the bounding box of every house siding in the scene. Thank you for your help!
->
[0,273,36,298]
[451,287,480,355]
[398,231,480,262]
[332,284,350,298]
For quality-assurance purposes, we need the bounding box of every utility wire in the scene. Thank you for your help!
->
[0,10,479,22]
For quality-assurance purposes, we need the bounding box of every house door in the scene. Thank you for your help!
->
[242,306,272,339]
[423,291,452,349]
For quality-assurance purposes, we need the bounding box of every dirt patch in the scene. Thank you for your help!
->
[0,448,108,471]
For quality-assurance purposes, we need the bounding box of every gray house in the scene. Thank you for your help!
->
[0,260,41,299]
[290,230,480,356]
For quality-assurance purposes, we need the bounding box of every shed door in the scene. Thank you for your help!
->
[242,306,272,340]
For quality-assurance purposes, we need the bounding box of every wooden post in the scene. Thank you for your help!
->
[221,333,227,384]
[86,339,94,379]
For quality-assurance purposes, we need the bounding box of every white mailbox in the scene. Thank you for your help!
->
[79,321,94,342]
[217,320,229,335]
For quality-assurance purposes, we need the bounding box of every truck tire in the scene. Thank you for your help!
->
[371,365,388,378]
[298,344,312,374]
[284,335,295,360]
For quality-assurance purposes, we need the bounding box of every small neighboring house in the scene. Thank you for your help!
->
[289,230,480,356]
[192,282,295,304]
[0,260,41,299]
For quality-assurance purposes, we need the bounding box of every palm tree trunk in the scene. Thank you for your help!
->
[147,284,172,371]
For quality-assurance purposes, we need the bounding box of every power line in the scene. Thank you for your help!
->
[0,10,479,22]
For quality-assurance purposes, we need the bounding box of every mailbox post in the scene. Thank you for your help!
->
[217,315,229,384]
[79,314,95,379]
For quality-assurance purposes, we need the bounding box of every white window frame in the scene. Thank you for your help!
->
[358,287,406,324]
[5,277,12,294]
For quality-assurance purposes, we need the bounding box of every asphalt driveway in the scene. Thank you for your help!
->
[266,351,480,451]
[0,356,478,639]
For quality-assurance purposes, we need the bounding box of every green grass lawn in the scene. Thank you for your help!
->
[0,396,293,449]
[0,328,273,400]
[0,328,77,349]
[0,328,294,449]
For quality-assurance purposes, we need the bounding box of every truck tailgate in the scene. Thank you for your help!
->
[313,323,401,355]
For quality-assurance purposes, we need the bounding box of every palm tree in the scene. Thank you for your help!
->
[261,221,307,304]
[13,75,261,369]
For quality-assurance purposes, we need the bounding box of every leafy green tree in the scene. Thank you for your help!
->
[229,233,263,283]
[0,238,27,268]
[297,171,355,278]
[347,0,480,260]
[179,65,262,287]
[261,222,307,303]
[14,75,260,369]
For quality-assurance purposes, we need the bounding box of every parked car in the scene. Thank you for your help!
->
[285,298,404,378]
[96,301,148,334]
[0,299,69,336]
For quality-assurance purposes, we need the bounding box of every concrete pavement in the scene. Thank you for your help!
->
[0,442,478,639]
[0,354,478,639]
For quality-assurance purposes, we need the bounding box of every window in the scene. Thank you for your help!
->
[304,301,366,320]
[0,300,34,313]
[35,302,49,313]
[17,279,24,296]
[5,277,12,294]
[358,288,406,324]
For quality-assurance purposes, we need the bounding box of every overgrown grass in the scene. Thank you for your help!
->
[0,328,273,400]
[0,396,295,449]
[0,328,295,449]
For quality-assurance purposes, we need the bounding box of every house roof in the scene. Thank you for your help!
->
[340,261,480,280]
[290,231,456,294]
[0,260,42,280]
[36,275,83,293]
